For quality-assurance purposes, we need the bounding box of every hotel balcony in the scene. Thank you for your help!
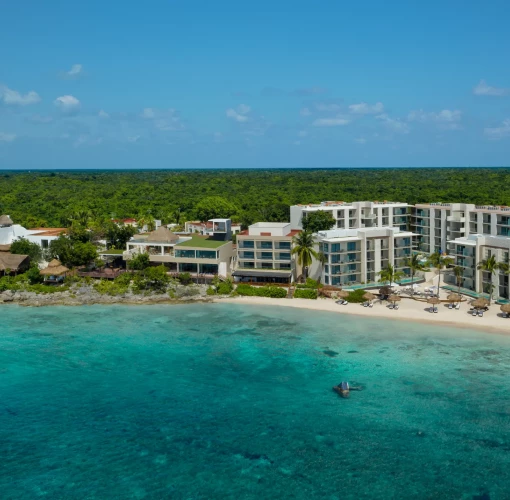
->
[447,215,466,223]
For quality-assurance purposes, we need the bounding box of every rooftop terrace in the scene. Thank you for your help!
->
[175,235,229,249]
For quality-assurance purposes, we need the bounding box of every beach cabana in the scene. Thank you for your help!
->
[0,253,30,275]
[471,298,489,309]
[427,297,441,313]
[500,304,510,318]
[388,294,401,310]
[336,290,349,305]
[363,292,376,308]
[40,259,69,282]
[379,285,392,299]
[447,293,462,310]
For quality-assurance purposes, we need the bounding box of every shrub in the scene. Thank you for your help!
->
[217,282,233,295]
[133,266,169,293]
[129,252,150,271]
[206,286,216,296]
[296,277,321,289]
[236,284,287,298]
[94,279,129,296]
[26,265,44,284]
[114,272,134,286]
[177,272,193,285]
[294,288,317,299]
[346,289,367,303]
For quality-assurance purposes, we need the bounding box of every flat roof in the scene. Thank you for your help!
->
[175,235,228,249]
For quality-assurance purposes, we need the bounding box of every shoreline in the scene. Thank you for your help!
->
[215,295,510,336]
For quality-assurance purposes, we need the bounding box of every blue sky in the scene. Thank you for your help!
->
[1,0,510,169]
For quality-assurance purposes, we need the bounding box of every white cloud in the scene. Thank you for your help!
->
[0,85,41,106]
[312,117,350,127]
[141,108,156,119]
[54,95,80,113]
[349,102,384,114]
[0,132,16,142]
[28,115,53,124]
[473,80,510,97]
[354,137,367,144]
[484,119,510,140]
[315,103,342,112]
[376,114,409,134]
[297,130,308,137]
[127,135,141,143]
[226,104,251,122]
[98,109,110,118]
[73,134,103,147]
[300,107,312,116]
[408,109,462,130]
[65,64,84,79]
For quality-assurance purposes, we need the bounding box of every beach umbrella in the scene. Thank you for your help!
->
[427,297,441,305]
[337,290,350,299]
[388,294,401,303]
[471,298,489,309]
[363,292,376,302]
[500,304,510,314]
[379,285,392,296]
[447,293,462,302]
[40,259,69,276]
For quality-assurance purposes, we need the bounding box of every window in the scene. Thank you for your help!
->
[348,253,357,262]
[323,243,329,252]
[242,251,254,259]
[260,252,273,260]
[324,276,329,284]
[196,250,217,259]
[241,240,254,248]
[279,263,291,270]
[179,263,197,272]
[261,262,273,269]
[41,239,49,249]
[349,274,357,281]
[347,242,356,251]
[348,264,356,271]
[279,253,291,260]
[331,243,340,253]
[175,249,196,258]
[200,264,218,274]
[331,254,340,264]
[259,241,273,249]
[325,265,329,274]
[242,261,254,268]
[279,241,291,250]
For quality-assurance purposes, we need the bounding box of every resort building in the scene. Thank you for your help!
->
[316,226,414,286]
[411,203,510,298]
[123,219,234,277]
[0,215,65,249]
[233,222,299,284]
[290,201,410,231]
[185,220,242,235]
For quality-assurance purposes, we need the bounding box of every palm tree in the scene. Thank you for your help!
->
[137,212,156,232]
[316,251,327,284]
[477,255,504,304]
[291,231,319,281]
[453,266,463,295]
[378,263,405,285]
[404,254,426,286]
[427,252,454,297]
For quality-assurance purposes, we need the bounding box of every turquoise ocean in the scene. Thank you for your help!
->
[1,303,509,499]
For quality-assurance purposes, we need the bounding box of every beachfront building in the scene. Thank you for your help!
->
[0,215,65,249]
[290,201,410,231]
[412,203,510,298]
[185,220,242,235]
[124,219,234,277]
[316,226,414,287]
[233,222,299,284]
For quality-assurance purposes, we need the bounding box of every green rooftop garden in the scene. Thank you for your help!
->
[175,235,228,249]
[99,249,125,255]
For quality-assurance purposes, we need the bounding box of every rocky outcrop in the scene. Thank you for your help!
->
[0,284,213,307]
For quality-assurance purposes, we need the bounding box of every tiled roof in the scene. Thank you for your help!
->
[28,228,67,237]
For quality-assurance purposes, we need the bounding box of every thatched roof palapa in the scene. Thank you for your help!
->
[0,253,30,272]
[471,298,490,309]
[363,292,376,301]
[427,297,441,305]
[447,293,462,302]
[500,304,510,314]
[146,227,179,244]
[336,290,350,299]
[388,294,401,302]
[0,215,13,225]
[40,259,69,276]
[0,244,11,252]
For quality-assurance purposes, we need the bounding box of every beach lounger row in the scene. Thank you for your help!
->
[428,307,438,313]
[336,300,348,305]
[363,302,374,308]
[447,303,461,310]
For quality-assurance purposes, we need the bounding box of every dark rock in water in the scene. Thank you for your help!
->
[242,452,274,464]
[473,493,491,500]
[323,350,338,357]
[347,350,359,354]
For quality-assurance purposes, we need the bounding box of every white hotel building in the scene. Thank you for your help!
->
[412,203,510,299]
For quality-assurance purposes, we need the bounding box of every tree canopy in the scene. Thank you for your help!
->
[302,210,336,232]
[10,238,43,263]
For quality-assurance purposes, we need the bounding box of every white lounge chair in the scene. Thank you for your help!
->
[455,303,460,310]
[369,302,373,308]
[394,304,399,310]
[478,310,484,317]
[472,309,477,316]
[433,307,438,313]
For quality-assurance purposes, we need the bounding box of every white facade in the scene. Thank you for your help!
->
[317,227,414,287]
[0,218,63,249]
[290,201,410,231]
[234,222,296,283]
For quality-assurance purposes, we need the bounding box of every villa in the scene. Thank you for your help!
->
[316,226,414,286]
[123,219,234,277]
[233,222,299,284]
[290,200,410,231]
[0,215,65,249]
[185,220,242,235]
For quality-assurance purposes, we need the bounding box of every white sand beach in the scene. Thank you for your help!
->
[217,294,510,335]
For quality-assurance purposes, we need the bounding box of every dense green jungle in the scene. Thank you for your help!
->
[1,168,509,228]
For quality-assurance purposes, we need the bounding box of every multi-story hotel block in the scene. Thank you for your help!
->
[412,203,510,298]
[316,227,414,286]
[233,222,299,284]
[290,201,410,231]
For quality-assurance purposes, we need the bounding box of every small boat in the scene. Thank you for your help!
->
[333,381,350,398]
